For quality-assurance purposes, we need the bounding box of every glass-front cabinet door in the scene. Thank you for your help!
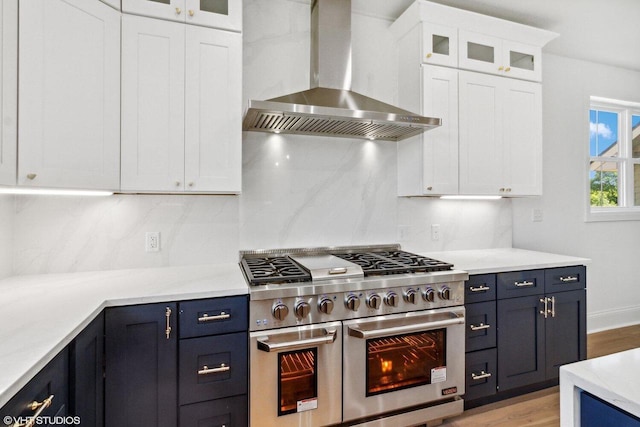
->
[502,40,541,82]
[421,22,458,67]
[123,0,241,31]
[459,30,503,76]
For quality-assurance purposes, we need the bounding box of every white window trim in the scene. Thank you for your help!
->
[585,97,640,222]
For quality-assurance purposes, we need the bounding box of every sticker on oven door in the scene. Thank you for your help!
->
[297,398,318,412]
[431,366,447,383]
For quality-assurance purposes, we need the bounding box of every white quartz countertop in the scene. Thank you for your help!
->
[0,263,248,408]
[422,248,590,274]
[560,349,640,425]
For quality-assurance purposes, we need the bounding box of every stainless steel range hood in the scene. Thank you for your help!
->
[242,0,441,142]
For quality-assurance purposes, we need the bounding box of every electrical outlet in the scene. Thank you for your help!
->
[431,224,441,241]
[398,225,411,240]
[532,209,543,222]
[145,231,160,252]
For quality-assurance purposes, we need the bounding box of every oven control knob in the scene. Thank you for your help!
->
[439,286,451,300]
[423,287,435,302]
[318,297,334,314]
[367,293,382,310]
[295,301,311,319]
[404,288,418,304]
[384,291,399,307]
[345,294,360,311]
[272,302,289,321]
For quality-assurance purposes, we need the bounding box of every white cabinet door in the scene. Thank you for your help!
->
[18,0,120,190]
[420,65,458,195]
[121,15,186,192]
[502,40,542,82]
[185,0,241,32]
[459,71,542,196]
[0,0,17,186]
[503,79,542,195]
[122,0,184,23]
[459,30,503,76]
[459,71,503,195]
[184,26,241,192]
[422,22,457,67]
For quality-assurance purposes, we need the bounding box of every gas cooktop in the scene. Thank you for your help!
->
[240,244,453,286]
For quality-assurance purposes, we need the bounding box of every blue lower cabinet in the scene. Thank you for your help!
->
[180,395,248,426]
[581,391,640,426]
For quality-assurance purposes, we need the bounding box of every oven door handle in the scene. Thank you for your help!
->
[347,314,464,339]
[256,328,337,352]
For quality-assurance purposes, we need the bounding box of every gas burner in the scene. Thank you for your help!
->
[241,256,310,285]
[333,250,453,276]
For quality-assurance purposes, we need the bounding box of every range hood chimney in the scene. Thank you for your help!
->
[242,0,441,142]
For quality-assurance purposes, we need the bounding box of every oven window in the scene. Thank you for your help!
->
[366,329,446,396]
[278,348,318,416]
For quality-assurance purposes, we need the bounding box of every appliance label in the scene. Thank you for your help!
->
[431,366,447,383]
[297,398,318,412]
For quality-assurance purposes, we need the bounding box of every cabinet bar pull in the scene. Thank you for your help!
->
[539,297,548,318]
[470,323,491,331]
[198,363,230,376]
[198,311,230,322]
[471,371,492,381]
[560,276,578,283]
[550,296,556,318]
[515,280,534,287]
[12,395,54,427]
[469,285,490,292]
[165,307,172,339]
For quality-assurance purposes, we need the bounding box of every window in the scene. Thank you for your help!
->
[588,97,640,221]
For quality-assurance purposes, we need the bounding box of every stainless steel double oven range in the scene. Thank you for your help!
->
[240,245,469,427]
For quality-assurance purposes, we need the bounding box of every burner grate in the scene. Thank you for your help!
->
[241,257,311,285]
[333,250,452,276]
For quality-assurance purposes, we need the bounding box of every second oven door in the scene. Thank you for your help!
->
[249,321,342,427]
[342,307,465,422]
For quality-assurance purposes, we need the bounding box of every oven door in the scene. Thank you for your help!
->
[249,321,342,427]
[342,307,465,422]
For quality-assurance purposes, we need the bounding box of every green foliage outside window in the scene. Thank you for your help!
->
[590,171,618,207]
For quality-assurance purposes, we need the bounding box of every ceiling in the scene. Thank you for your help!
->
[352,0,640,72]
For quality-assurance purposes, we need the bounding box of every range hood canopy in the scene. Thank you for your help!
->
[242,0,441,142]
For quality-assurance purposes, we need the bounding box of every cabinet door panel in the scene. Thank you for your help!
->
[465,274,496,304]
[497,295,545,391]
[466,301,496,352]
[121,15,186,192]
[503,40,541,82]
[459,30,502,75]
[184,26,241,192]
[545,266,586,294]
[422,23,457,67]
[18,0,120,190]
[503,79,542,195]
[179,395,247,427]
[420,65,458,194]
[122,0,184,23]
[546,290,587,379]
[459,71,503,195]
[105,303,177,427]
[0,0,17,185]
[497,269,544,299]
[465,348,497,401]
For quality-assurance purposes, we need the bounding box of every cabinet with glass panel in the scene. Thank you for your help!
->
[123,0,241,32]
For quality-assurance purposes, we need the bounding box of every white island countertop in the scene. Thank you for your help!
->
[560,348,640,425]
[0,263,247,408]
[422,248,590,274]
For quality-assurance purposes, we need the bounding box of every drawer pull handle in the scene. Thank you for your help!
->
[12,395,54,427]
[514,280,534,287]
[198,363,230,376]
[560,276,578,283]
[469,285,490,292]
[165,307,172,339]
[198,311,230,322]
[471,371,492,381]
[469,323,491,331]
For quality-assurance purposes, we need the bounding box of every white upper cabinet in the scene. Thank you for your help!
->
[458,71,542,196]
[121,14,241,193]
[122,0,241,32]
[0,0,17,186]
[18,0,121,190]
[421,23,458,68]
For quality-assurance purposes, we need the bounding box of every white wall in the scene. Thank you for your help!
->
[0,0,510,278]
[512,54,640,332]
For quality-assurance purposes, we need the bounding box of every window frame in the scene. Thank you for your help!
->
[586,97,640,222]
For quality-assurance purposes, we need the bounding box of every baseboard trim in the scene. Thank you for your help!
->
[588,305,640,333]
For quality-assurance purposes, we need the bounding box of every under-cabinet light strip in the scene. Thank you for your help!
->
[0,188,113,196]
[440,195,502,200]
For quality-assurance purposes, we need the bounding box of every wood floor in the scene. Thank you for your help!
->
[439,324,640,427]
